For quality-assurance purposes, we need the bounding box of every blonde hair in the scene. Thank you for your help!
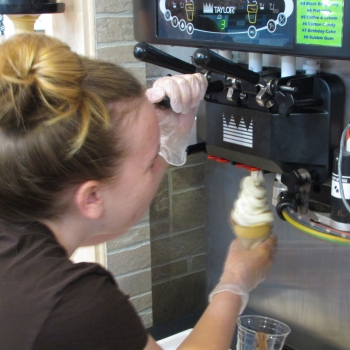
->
[0,33,144,223]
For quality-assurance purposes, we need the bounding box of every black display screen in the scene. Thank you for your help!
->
[157,1,294,47]
[133,0,350,59]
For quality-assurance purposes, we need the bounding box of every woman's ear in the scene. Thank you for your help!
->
[74,181,104,220]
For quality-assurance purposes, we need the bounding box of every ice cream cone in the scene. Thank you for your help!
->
[231,220,272,250]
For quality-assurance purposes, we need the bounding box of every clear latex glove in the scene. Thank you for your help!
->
[209,235,277,314]
[146,73,208,166]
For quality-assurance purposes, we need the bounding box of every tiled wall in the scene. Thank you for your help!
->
[95,0,152,328]
[95,0,145,83]
[106,211,153,328]
[146,45,208,323]
[150,153,207,324]
[95,0,207,327]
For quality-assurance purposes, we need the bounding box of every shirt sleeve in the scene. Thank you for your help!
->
[32,268,148,350]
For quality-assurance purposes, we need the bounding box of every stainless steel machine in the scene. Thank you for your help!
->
[133,1,350,348]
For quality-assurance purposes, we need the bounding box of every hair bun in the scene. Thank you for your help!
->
[0,33,84,130]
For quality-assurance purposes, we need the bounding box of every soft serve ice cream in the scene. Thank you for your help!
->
[231,171,274,249]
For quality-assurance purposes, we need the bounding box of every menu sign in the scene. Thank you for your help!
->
[296,0,344,47]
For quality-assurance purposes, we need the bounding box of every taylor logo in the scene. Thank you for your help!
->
[203,3,236,14]
[203,2,213,13]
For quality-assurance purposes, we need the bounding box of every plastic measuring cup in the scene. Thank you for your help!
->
[236,315,291,350]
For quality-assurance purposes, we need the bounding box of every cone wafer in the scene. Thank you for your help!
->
[231,219,272,250]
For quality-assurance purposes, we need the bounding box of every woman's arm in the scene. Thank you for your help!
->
[144,236,276,350]
[144,336,162,350]
[178,292,242,350]
[143,292,240,350]
[178,236,276,350]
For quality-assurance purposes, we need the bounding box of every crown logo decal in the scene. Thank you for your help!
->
[203,3,214,13]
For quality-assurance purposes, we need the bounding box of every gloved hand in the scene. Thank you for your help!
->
[146,73,207,166]
[209,235,277,314]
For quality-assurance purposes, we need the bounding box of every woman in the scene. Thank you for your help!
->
[0,33,276,349]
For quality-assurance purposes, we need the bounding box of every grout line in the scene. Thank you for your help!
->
[187,256,192,271]
[96,40,138,49]
[96,12,133,18]
[130,291,152,300]
[138,308,152,316]
[171,184,205,195]
[152,268,206,286]
[114,267,151,280]
[107,240,150,255]
[150,224,205,242]
[131,221,150,229]
[169,160,205,170]
[151,253,206,269]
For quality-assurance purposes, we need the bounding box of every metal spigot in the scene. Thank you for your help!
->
[256,79,276,108]
[276,169,320,219]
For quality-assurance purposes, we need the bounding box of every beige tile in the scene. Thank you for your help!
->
[152,260,188,282]
[116,270,152,297]
[150,220,170,239]
[152,271,206,324]
[107,225,150,252]
[192,254,206,271]
[130,292,152,313]
[124,66,147,84]
[146,63,166,78]
[108,244,151,275]
[139,310,153,328]
[95,0,133,13]
[97,44,139,64]
[171,164,205,191]
[151,227,205,265]
[172,188,206,231]
[96,17,134,43]
[186,152,206,165]
[150,174,169,221]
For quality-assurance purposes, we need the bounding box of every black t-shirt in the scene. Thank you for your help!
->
[0,222,148,350]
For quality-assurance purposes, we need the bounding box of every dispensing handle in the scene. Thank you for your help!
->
[134,43,233,109]
[134,42,197,74]
[193,48,262,86]
[156,78,233,109]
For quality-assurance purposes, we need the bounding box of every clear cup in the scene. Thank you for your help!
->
[236,315,291,350]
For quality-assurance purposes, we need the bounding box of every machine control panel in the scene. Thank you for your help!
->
[159,0,293,47]
[133,0,349,59]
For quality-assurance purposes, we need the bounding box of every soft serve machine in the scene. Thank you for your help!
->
[133,1,350,349]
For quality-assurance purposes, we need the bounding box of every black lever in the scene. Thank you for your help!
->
[133,43,233,109]
[156,79,232,108]
[275,91,323,117]
[134,42,197,74]
[193,48,262,86]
